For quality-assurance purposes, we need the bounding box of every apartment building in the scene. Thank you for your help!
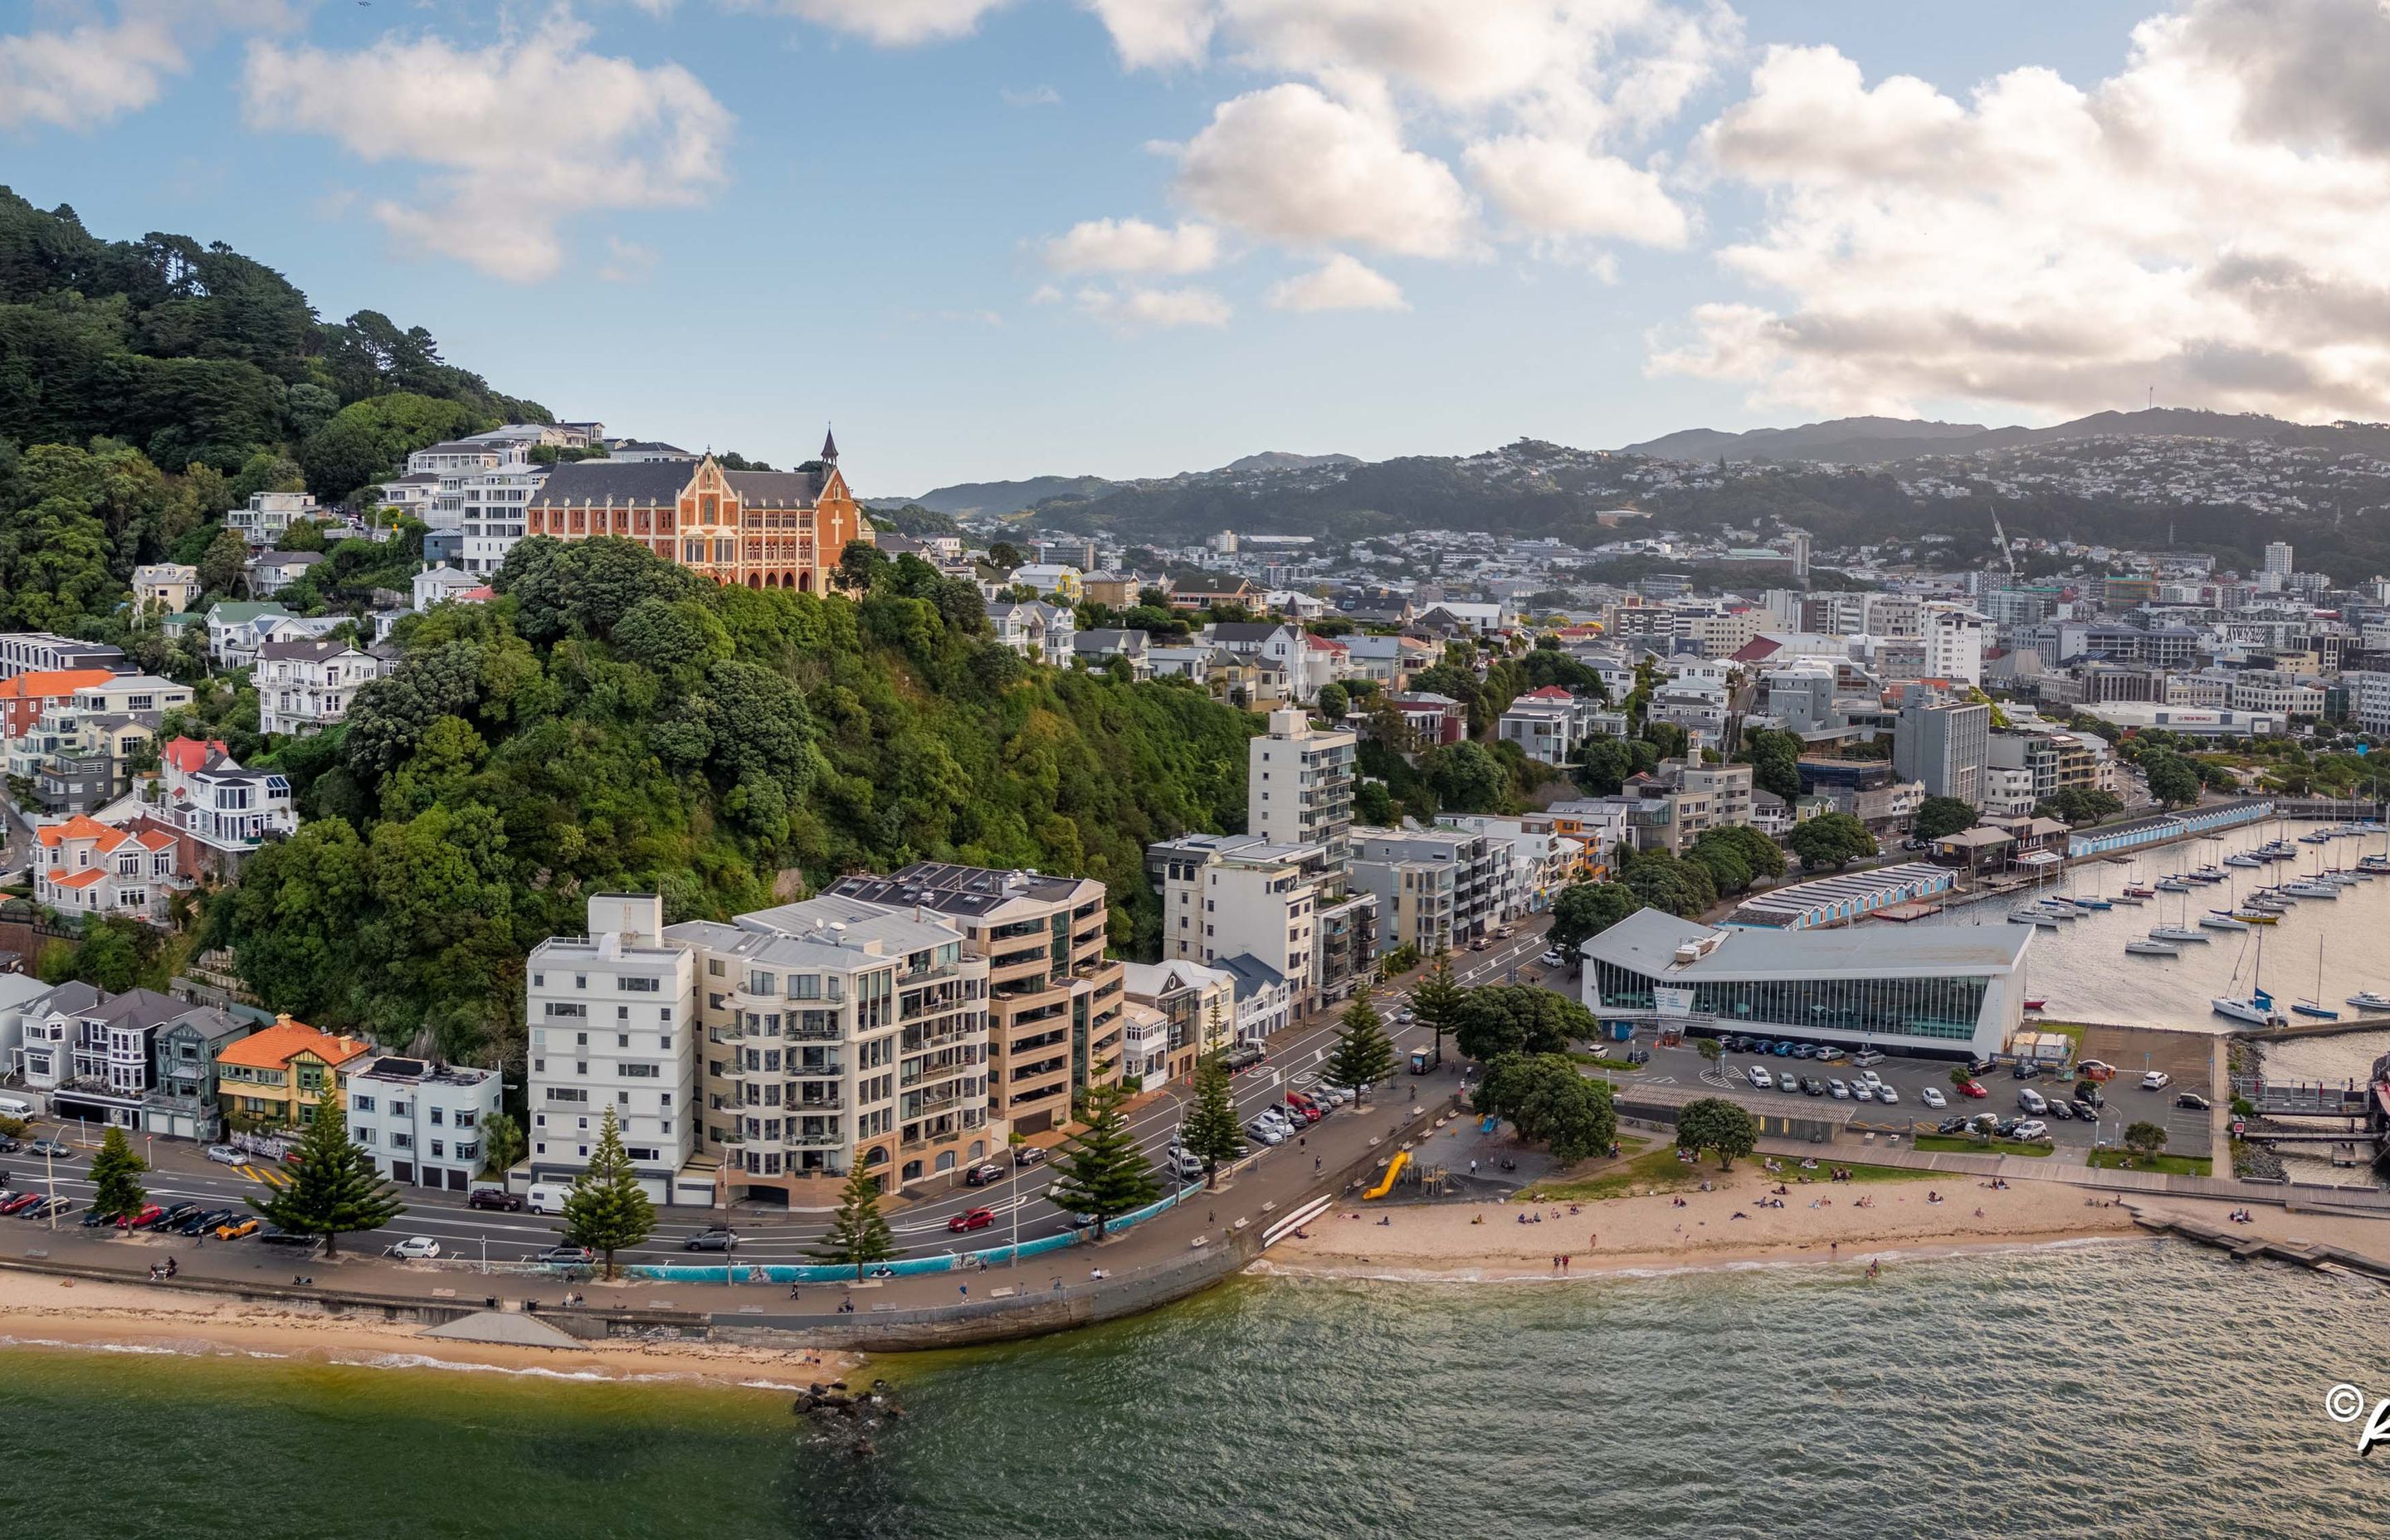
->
[256,640,385,737]
[524,894,702,1204]
[0,633,124,680]
[1349,824,1497,955]
[226,490,324,547]
[825,863,1124,1138]
[1498,686,1628,766]
[2349,670,2390,737]
[1924,605,1988,685]
[345,1056,505,1192]
[1149,833,1378,1019]
[212,1016,375,1132]
[1249,706,1356,860]
[1892,692,1991,803]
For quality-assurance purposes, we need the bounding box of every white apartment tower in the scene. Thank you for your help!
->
[1249,707,1356,862]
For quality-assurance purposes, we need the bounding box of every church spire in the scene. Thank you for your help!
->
[821,425,839,465]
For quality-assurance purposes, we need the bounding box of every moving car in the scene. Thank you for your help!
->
[1224,1045,1266,1073]
[683,1228,740,1252]
[1957,1079,1988,1099]
[214,1216,261,1240]
[1012,1145,1047,1168]
[203,1145,246,1165]
[963,1162,1005,1187]
[388,1236,442,1260]
[947,1207,996,1234]
[467,1187,524,1212]
[1471,938,1491,951]
[1920,1086,1948,1109]
[0,1135,19,1153]
[2141,1070,2172,1090]
[534,1245,595,1267]
[27,1138,72,1159]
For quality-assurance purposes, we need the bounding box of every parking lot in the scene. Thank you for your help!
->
[1631,1032,2218,1157]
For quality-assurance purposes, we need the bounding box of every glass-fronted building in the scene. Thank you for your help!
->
[1581,908,2031,1059]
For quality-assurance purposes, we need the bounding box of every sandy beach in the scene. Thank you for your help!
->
[1263,1161,2150,1281]
[0,1267,859,1389]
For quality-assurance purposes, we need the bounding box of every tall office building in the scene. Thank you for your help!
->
[1249,707,1356,862]
[2263,541,2294,578]
[1891,689,1991,804]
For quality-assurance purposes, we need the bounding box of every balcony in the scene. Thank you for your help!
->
[789,1095,846,1112]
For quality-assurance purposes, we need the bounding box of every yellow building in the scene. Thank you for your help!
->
[214,1015,375,1131]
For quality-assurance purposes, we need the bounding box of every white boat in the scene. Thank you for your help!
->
[2283,883,2338,899]
[2225,854,2263,868]
[2149,926,2209,943]
[2126,940,2180,957]
[2201,914,2251,931]
[2212,932,2288,1027]
[2156,880,2192,893]
[2349,992,2390,1011]
[2008,912,2060,928]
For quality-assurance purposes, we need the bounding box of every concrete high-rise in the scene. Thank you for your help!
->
[1249,707,1356,862]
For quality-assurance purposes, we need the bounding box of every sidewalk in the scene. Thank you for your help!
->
[1756,1134,2390,1212]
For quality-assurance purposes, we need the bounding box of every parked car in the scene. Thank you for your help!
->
[1791,1043,1816,1060]
[1957,1079,1988,1099]
[1539,950,1565,967]
[1283,1100,1321,1124]
[158,1204,203,1229]
[947,1207,996,1234]
[203,1145,246,1165]
[1224,1045,1266,1073]
[0,1192,43,1216]
[0,1135,21,1153]
[215,1216,261,1240]
[534,1245,594,1267]
[2078,1059,2117,1081]
[2176,1092,2212,1111]
[1937,1115,1973,1134]
[1875,1084,1900,1105]
[1746,1066,1774,1089]
[2142,1070,2172,1090]
[1920,1086,1948,1109]
[180,1208,235,1236]
[1813,1045,1846,1063]
[2072,1101,2102,1122]
[1851,1049,1886,1068]
[256,1226,319,1248]
[1827,1079,1851,1099]
[2046,1099,2074,1120]
[1773,1041,1795,1057]
[683,1229,740,1252]
[1012,1145,1047,1168]
[1850,1082,1875,1102]
[122,1204,173,1231]
[1967,1056,1998,1076]
[1777,1074,1801,1094]
[1168,1149,1204,1181]
[467,1187,524,1212]
[2012,1119,2051,1141]
[388,1236,442,1260]
[2018,1088,2049,1115]
[2012,1060,2043,1079]
[963,1162,1005,1187]
[2076,1084,2106,1109]
[1800,1076,1824,1096]
[1245,1118,1286,1146]
[80,1206,114,1227]
[25,1197,69,1221]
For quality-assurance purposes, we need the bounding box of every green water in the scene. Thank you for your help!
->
[3,1242,2383,1538]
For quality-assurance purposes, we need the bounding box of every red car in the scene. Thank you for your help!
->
[1283,1098,1321,1123]
[118,1204,166,1230]
[1957,1079,1988,1099]
[948,1206,995,1233]
[0,1192,42,1216]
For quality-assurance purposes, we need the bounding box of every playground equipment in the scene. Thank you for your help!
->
[1362,1149,1410,1199]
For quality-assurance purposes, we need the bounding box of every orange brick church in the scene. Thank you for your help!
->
[521,431,867,592]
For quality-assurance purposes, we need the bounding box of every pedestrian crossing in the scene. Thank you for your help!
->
[235,1163,294,1189]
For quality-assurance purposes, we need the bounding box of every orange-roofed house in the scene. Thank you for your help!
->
[34,814,179,919]
[0,669,118,738]
[214,1015,377,1131]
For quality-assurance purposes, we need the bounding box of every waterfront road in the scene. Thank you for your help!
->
[1,919,1556,1273]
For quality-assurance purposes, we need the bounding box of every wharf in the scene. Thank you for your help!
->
[2131,1209,2390,1286]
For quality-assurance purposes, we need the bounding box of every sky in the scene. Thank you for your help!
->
[8,0,2390,493]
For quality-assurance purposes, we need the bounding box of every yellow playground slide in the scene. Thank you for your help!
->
[1362,1149,1408,1200]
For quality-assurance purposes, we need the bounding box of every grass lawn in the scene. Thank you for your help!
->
[2088,1148,2212,1177]
[1913,1134,2055,1157]
[1529,1145,1714,1201]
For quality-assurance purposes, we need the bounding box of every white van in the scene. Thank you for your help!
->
[2017,1087,2049,1116]
[525,1182,573,1216]
[0,1094,37,1119]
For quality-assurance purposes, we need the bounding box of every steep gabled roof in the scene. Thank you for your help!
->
[526,459,699,507]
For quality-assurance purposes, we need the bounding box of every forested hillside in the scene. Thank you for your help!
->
[196,538,1256,1064]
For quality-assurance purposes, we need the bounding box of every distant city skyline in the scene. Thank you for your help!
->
[7,0,2386,490]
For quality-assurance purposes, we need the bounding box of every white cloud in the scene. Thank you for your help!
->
[737,0,1014,46]
[1074,283,1233,329]
[1000,83,1062,106]
[1082,0,1217,67]
[1041,217,1220,275]
[1463,134,1688,245]
[1268,253,1407,312]
[241,13,734,283]
[1174,83,1474,258]
[1655,1,2390,422]
[0,0,297,131]
[596,235,660,282]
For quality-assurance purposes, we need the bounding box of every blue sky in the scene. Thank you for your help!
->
[6,0,2383,493]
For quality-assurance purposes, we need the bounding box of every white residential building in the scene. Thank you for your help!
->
[256,641,385,737]
[2349,670,2390,737]
[985,600,1076,662]
[225,490,324,547]
[1498,687,1627,766]
[346,1056,505,1192]
[1249,706,1355,860]
[1924,604,1988,685]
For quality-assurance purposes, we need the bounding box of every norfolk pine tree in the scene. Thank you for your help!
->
[1328,991,1396,1101]
[1047,1084,1162,1239]
[562,1107,656,1279]
[1409,952,1465,1069]
[812,1165,898,1280]
[1180,1050,1246,1189]
[249,1103,402,1256]
[88,1126,149,1222]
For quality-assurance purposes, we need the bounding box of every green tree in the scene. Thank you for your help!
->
[1742,727,1803,802]
[197,525,249,597]
[812,1165,899,1280]
[1548,880,1637,962]
[87,1126,149,1222]
[1354,778,1397,824]
[1047,1084,1163,1239]
[1622,848,1719,917]
[1912,796,1979,841]
[2038,787,2124,826]
[988,541,1022,569]
[562,1108,656,1279]
[1949,1064,1976,1089]
[1419,741,1509,813]
[1472,1053,1617,1163]
[2143,753,2203,809]
[1675,1097,1758,1171]
[247,1102,402,1257]
[2124,1121,2169,1157]
[1451,984,1597,1062]
[1328,991,1397,1099]
[839,539,890,591]
[1409,952,1466,1068]
[1315,681,1349,723]
[480,1111,526,1177]
[1696,1037,1722,1069]
[1179,1052,1246,1189]
[1787,811,1877,871]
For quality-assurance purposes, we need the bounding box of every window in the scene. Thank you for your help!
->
[428,1107,445,1126]
[622,1062,659,1079]
[352,1094,376,1114]
[619,976,661,992]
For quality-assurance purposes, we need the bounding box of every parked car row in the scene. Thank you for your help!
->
[1721,1035,1888,1069]
[0,1190,72,1221]
[1937,1114,2053,1143]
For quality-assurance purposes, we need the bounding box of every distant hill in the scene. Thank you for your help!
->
[883,474,1119,517]
[1620,407,2390,464]
[1222,451,1359,473]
